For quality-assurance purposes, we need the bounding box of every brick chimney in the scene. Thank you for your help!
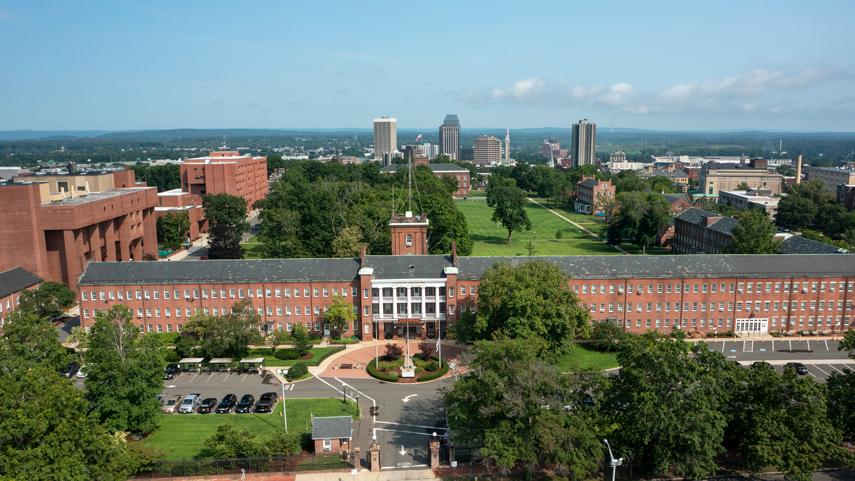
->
[451,240,458,266]
[359,244,367,266]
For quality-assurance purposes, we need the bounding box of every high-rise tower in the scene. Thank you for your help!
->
[504,128,510,165]
[571,119,597,167]
[373,117,398,161]
[439,114,460,160]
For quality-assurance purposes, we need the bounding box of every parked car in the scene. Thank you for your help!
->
[198,397,218,414]
[179,393,201,413]
[164,363,179,380]
[785,362,809,375]
[162,395,183,413]
[255,392,278,413]
[216,394,238,413]
[62,361,80,378]
[76,364,87,379]
[235,394,255,413]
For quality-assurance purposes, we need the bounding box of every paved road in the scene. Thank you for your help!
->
[700,339,849,361]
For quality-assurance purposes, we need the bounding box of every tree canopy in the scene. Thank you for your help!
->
[728,210,781,254]
[183,299,263,358]
[606,191,671,253]
[486,176,531,243]
[84,305,166,434]
[323,296,355,338]
[156,210,190,250]
[454,261,590,356]
[203,193,249,259]
[17,281,75,320]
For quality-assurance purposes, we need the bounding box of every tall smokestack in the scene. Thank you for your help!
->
[795,154,803,185]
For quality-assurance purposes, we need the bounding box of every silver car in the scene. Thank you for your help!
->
[178,393,201,413]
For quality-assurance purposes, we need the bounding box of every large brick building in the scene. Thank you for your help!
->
[575,177,615,215]
[77,251,855,338]
[155,189,208,243]
[672,208,737,254]
[0,267,41,328]
[0,177,158,291]
[180,151,268,207]
[700,168,783,196]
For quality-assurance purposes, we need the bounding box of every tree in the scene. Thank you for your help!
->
[736,181,751,190]
[156,211,190,250]
[728,210,781,254]
[133,163,180,192]
[456,261,590,356]
[604,334,728,479]
[1,310,69,371]
[268,430,302,456]
[588,321,626,352]
[418,341,435,360]
[17,281,75,320]
[0,364,138,480]
[84,305,165,434]
[202,425,267,459]
[839,330,855,357]
[728,364,846,480]
[486,176,531,243]
[268,329,291,354]
[443,339,604,478]
[290,323,312,356]
[607,191,671,253]
[383,343,403,361]
[776,180,835,231]
[331,225,363,258]
[827,370,855,440]
[323,296,355,338]
[183,300,262,358]
[203,193,249,259]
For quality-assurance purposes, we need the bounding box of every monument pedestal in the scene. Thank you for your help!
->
[400,354,416,378]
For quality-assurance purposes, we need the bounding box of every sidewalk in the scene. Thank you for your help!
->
[295,469,438,481]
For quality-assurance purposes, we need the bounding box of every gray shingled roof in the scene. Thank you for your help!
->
[779,236,848,255]
[664,193,690,204]
[456,254,855,280]
[0,267,41,299]
[675,207,737,236]
[707,217,738,236]
[312,416,352,440]
[78,253,855,286]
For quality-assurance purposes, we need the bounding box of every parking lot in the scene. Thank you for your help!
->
[162,370,282,412]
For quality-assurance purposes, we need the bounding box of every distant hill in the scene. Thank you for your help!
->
[0,130,114,141]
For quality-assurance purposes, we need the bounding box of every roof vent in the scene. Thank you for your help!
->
[408,264,415,270]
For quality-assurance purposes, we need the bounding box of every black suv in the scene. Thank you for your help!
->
[235,394,255,413]
[255,392,278,413]
[164,363,179,380]
[198,397,218,414]
[785,362,809,375]
[216,394,237,413]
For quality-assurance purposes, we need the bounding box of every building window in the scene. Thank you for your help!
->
[405,234,413,247]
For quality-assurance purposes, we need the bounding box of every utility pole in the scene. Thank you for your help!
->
[281,380,288,432]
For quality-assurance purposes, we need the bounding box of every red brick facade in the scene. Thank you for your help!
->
[181,151,268,208]
[0,183,158,291]
[155,189,208,243]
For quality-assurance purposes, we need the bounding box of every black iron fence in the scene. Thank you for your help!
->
[133,454,352,479]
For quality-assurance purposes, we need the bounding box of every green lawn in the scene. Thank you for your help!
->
[241,240,265,259]
[248,346,344,367]
[455,199,619,256]
[554,343,619,373]
[140,398,357,460]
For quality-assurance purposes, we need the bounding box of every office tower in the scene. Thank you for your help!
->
[504,128,510,165]
[439,114,460,160]
[373,117,398,161]
[473,135,502,166]
[571,119,597,167]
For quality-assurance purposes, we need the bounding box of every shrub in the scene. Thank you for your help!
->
[367,359,399,382]
[275,348,301,360]
[555,229,564,240]
[286,362,308,381]
[164,350,180,363]
[418,341,435,360]
[588,321,626,352]
[417,360,449,382]
[383,343,403,361]
[424,360,439,372]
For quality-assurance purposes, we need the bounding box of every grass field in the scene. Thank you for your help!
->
[241,240,265,259]
[455,199,620,256]
[247,346,343,367]
[140,398,357,460]
[554,343,619,373]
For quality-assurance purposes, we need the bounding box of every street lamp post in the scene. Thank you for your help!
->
[603,439,622,481]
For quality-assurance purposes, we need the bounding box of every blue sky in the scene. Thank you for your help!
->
[1,1,854,131]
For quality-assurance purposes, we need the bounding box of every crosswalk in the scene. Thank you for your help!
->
[743,340,753,353]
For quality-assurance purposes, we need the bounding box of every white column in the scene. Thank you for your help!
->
[392,287,398,318]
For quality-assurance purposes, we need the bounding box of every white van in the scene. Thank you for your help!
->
[178,393,201,413]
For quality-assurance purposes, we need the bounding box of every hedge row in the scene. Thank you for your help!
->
[416,360,449,382]
[367,360,399,382]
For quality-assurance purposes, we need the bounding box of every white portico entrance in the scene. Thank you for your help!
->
[371,279,448,340]
[735,317,768,335]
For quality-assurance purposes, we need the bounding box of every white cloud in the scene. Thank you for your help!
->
[598,82,635,106]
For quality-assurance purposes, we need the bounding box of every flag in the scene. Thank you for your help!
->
[415,134,423,142]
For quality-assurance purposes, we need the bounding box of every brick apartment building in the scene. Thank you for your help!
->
[575,177,615,215]
[155,189,208,243]
[180,151,268,207]
[0,172,158,291]
[380,162,471,198]
[77,210,855,338]
[0,267,41,328]
[672,208,737,254]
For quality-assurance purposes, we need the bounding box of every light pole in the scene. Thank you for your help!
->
[603,439,622,481]
[281,379,288,433]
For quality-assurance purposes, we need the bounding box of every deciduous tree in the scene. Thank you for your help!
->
[203,193,249,259]
[17,281,75,320]
[323,296,355,338]
[486,176,531,243]
[183,300,262,358]
[84,305,165,434]
[728,210,781,254]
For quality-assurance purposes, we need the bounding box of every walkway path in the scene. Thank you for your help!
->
[526,197,628,254]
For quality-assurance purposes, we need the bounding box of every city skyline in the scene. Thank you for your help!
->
[1,1,854,131]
